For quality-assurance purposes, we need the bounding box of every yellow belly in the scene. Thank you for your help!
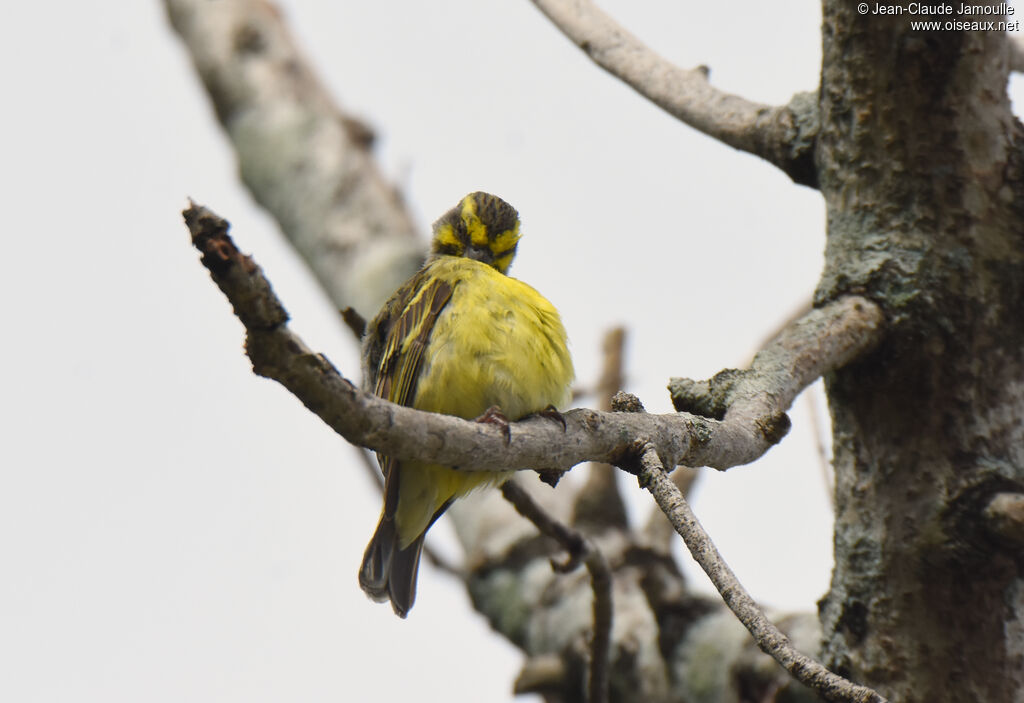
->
[392,257,573,547]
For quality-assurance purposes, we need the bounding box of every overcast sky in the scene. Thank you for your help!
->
[4,2,1023,701]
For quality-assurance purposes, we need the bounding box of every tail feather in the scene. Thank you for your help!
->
[385,535,425,618]
[358,513,395,604]
[359,514,425,618]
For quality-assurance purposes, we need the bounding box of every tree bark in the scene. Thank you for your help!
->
[815,5,1024,701]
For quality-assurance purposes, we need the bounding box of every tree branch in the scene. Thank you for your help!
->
[501,481,613,703]
[164,0,422,316]
[573,326,630,530]
[669,295,883,455]
[636,445,888,703]
[184,202,884,477]
[527,0,819,186]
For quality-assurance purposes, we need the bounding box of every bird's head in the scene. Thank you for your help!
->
[429,192,521,274]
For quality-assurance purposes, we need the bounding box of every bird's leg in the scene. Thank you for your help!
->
[474,405,511,444]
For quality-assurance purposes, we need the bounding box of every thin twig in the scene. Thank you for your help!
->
[636,444,888,703]
[501,481,612,703]
[597,328,626,411]
[805,383,834,507]
[641,467,696,552]
[527,0,819,186]
[573,327,629,529]
[340,307,367,339]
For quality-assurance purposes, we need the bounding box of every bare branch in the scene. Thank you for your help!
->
[502,481,612,703]
[669,296,884,462]
[184,202,883,476]
[640,467,697,552]
[164,0,422,315]
[597,328,626,407]
[636,445,889,703]
[528,0,819,186]
[752,298,814,354]
[806,384,835,507]
[339,307,367,339]
[573,327,629,530]
[514,655,568,696]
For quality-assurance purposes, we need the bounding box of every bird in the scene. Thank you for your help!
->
[358,191,574,617]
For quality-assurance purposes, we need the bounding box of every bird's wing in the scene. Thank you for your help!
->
[372,274,456,518]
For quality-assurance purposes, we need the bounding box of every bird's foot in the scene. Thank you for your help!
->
[532,404,567,432]
[474,405,511,445]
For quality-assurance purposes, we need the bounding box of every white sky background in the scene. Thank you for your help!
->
[4,1,1023,701]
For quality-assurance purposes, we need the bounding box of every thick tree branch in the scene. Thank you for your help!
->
[165,0,422,316]
[501,481,613,703]
[527,0,819,186]
[636,445,888,703]
[185,202,884,476]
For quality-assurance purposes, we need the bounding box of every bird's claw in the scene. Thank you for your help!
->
[474,405,512,445]
[535,404,567,431]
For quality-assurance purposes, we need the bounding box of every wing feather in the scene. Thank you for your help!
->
[365,273,455,518]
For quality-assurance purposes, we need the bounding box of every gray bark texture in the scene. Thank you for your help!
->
[814,5,1024,702]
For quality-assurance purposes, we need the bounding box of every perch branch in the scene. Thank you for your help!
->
[502,481,612,703]
[527,0,819,186]
[164,0,422,315]
[636,445,888,703]
[184,202,883,476]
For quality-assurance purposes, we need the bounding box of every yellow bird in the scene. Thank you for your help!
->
[358,192,574,617]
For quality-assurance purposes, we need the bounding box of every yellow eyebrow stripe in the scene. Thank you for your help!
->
[433,224,461,251]
[490,224,520,253]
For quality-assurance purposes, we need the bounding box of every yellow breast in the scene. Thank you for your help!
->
[392,256,573,545]
[413,257,573,419]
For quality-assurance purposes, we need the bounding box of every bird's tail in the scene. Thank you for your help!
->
[358,513,425,619]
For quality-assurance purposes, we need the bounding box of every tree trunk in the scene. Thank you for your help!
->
[816,4,1024,701]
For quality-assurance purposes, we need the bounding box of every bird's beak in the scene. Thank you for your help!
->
[464,245,492,264]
